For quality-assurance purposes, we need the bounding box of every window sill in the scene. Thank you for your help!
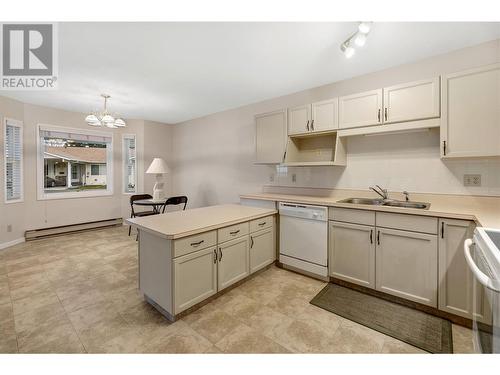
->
[37,190,114,201]
[4,198,24,204]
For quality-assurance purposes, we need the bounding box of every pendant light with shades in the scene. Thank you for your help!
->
[85,94,126,128]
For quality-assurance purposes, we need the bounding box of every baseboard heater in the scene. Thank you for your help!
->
[25,218,123,241]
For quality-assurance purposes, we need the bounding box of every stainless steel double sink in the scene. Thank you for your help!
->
[338,197,431,210]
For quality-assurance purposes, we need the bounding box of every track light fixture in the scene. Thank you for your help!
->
[340,22,372,58]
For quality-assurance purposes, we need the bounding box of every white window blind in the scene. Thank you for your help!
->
[123,135,136,193]
[4,120,23,202]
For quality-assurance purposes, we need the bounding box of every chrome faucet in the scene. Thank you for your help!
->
[369,185,389,200]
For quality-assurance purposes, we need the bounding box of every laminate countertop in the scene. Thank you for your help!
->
[240,191,500,228]
[126,204,277,240]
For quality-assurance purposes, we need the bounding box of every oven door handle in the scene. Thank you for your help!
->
[464,239,500,292]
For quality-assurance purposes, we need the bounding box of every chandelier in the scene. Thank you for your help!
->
[85,94,126,128]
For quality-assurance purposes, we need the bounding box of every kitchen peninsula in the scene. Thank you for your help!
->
[126,204,277,321]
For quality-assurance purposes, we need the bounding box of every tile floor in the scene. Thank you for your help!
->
[0,226,474,353]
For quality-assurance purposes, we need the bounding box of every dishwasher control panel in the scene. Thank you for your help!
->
[278,202,328,221]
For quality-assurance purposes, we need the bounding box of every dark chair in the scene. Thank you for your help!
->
[129,194,156,236]
[162,196,188,213]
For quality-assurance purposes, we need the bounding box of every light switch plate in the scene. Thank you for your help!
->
[464,174,481,186]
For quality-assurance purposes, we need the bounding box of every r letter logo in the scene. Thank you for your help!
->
[1,23,58,90]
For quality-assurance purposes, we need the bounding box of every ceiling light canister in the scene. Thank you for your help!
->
[358,22,371,34]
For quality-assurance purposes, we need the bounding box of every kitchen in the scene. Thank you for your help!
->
[129,34,500,355]
[0,12,500,375]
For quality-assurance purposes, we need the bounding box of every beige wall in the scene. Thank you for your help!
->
[0,97,173,246]
[171,39,500,208]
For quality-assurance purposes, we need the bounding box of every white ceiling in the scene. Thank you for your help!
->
[3,22,500,124]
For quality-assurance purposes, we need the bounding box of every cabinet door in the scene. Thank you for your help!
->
[255,109,287,164]
[339,89,382,129]
[376,228,438,307]
[218,236,250,291]
[438,219,475,318]
[329,221,375,288]
[174,247,217,314]
[249,228,275,273]
[383,77,440,124]
[441,63,500,158]
[288,104,311,135]
[311,98,338,132]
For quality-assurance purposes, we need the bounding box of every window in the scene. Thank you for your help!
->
[37,125,113,199]
[123,134,136,193]
[91,164,100,176]
[4,119,23,203]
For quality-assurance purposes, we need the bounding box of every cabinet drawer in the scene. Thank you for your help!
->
[376,212,437,234]
[329,208,375,226]
[218,222,249,243]
[174,230,217,258]
[250,215,274,233]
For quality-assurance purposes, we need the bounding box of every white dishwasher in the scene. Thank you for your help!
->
[279,202,328,278]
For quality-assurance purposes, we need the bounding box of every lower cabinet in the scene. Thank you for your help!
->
[217,236,250,291]
[174,246,218,314]
[438,218,491,322]
[329,221,375,288]
[376,228,438,307]
[249,228,275,273]
[173,215,276,314]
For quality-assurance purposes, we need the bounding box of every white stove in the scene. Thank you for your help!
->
[464,227,500,354]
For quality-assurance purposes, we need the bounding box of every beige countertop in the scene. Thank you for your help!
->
[126,204,277,239]
[240,190,500,228]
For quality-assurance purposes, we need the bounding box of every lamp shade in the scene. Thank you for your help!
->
[146,158,170,174]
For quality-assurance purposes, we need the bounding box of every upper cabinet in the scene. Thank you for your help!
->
[339,89,383,129]
[441,64,500,158]
[288,104,311,135]
[255,109,287,164]
[288,98,338,135]
[383,78,440,124]
[311,98,339,133]
[339,78,440,130]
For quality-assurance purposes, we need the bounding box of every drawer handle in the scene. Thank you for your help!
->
[250,236,254,248]
[213,249,217,264]
[190,240,204,247]
[230,230,240,235]
[377,230,380,245]
[370,229,373,244]
[258,222,266,226]
[219,248,223,261]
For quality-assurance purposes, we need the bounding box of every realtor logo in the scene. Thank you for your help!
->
[1,23,58,90]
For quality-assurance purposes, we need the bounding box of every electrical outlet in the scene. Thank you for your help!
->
[464,174,481,187]
[292,173,297,183]
[7,224,12,233]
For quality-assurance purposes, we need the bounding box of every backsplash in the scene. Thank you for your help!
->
[266,128,500,196]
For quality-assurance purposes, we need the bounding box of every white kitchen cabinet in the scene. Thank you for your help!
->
[311,98,338,132]
[329,221,375,288]
[288,104,311,135]
[339,89,383,129]
[441,63,500,158]
[249,227,275,273]
[383,78,440,124]
[438,218,491,322]
[217,236,250,291]
[255,109,287,164]
[174,246,218,314]
[376,227,438,307]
